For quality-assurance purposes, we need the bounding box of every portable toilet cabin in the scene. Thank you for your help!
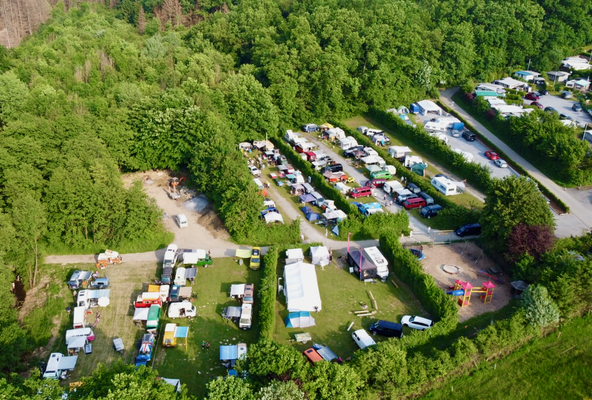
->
[174,267,187,286]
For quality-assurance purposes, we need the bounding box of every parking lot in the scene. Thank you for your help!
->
[526,94,592,127]
[413,112,516,180]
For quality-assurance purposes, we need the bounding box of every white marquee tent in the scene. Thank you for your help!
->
[310,246,330,266]
[283,262,322,312]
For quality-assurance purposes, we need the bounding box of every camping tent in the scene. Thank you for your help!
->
[264,212,284,224]
[284,311,316,328]
[299,193,316,203]
[310,246,330,266]
[312,344,338,361]
[305,212,320,221]
[346,250,378,280]
[301,206,313,215]
[283,262,322,312]
[286,248,304,264]
[133,308,150,321]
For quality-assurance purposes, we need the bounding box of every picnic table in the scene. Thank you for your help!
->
[294,332,312,344]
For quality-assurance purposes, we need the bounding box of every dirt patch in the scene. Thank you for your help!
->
[420,243,512,322]
[18,275,50,322]
[122,170,236,253]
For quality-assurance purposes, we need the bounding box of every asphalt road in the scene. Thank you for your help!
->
[528,94,592,127]
[440,88,592,237]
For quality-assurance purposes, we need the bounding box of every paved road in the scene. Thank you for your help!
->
[440,88,592,236]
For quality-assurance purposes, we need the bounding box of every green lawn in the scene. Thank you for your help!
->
[154,258,261,399]
[423,315,592,399]
[274,255,426,358]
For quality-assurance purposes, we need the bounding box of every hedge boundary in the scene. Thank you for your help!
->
[437,98,570,213]
[259,247,279,340]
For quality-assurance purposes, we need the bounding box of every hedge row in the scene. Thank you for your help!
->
[364,109,493,194]
[379,233,458,334]
[259,247,279,340]
[272,137,410,239]
[439,98,570,212]
[335,122,480,228]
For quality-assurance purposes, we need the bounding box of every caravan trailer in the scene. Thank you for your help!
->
[431,176,461,196]
[174,267,187,286]
[73,306,86,329]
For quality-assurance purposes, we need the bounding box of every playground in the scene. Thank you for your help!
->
[420,243,512,322]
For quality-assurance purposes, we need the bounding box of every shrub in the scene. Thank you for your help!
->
[522,284,561,328]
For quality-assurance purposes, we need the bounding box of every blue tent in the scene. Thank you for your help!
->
[331,225,340,236]
[301,206,313,214]
[220,345,238,361]
[306,213,320,221]
[284,311,316,328]
[299,194,315,203]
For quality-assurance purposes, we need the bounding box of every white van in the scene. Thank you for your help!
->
[174,267,187,286]
[65,328,95,345]
[73,306,86,329]
[352,329,376,349]
[168,301,197,318]
[163,244,178,268]
[239,304,253,330]
[174,214,188,228]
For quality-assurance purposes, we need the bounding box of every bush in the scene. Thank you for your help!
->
[259,247,279,340]
[521,284,561,328]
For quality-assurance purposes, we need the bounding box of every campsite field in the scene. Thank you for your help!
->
[424,315,592,399]
[153,258,261,399]
[274,251,426,358]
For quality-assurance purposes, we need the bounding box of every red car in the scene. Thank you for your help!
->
[485,151,499,160]
[530,101,543,109]
[525,92,539,101]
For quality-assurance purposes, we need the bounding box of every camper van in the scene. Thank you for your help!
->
[134,292,162,308]
[65,328,95,345]
[68,270,93,289]
[383,181,404,195]
[174,267,187,286]
[162,324,178,347]
[168,301,197,319]
[43,353,78,379]
[352,329,376,350]
[178,249,212,266]
[147,304,161,332]
[431,176,460,196]
[73,306,86,329]
[362,247,389,280]
[163,244,178,269]
[239,304,253,330]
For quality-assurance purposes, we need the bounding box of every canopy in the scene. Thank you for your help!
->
[58,355,78,371]
[299,193,315,203]
[310,246,330,266]
[185,268,197,279]
[230,284,245,297]
[224,306,242,319]
[283,262,322,312]
[286,248,304,261]
[133,308,149,321]
[220,345,238,361]
[264,212,284,224]
[235,249,252,259]
[87,289,110,299]
[284,311,316,328]
[67,336,86,349]
[331,225,340,236]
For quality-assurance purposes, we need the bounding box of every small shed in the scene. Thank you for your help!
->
[310,246,330,266]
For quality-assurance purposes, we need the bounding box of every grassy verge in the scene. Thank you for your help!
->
[423,314,592,399]
[42,231,174,255]
[273,252,426,358]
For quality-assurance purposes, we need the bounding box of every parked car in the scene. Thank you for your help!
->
[462,131,476,142]
[544,106,558,113]
[538,89,549,95]
[174,214,188,228]
[530,101,543,109]
[323,164,343,173]
[350,187,373,198]
[369,320,404,338]
[559,113,573,120]
[525,92,539,101]
[455,223,482,237]
[365,178,387,188]
[484,151,499,160]
[402,197,427,210]
[418,191,434,205]
[351,329,376,349]
[573,103,583,112]
[250,247,261,270]
[249,166,261,177]
[560,90,573,99]
[406,182,421,194]
[344,145,364,158]
[494,159,508,168]
[420,204,443,218]
[400,315,433,331]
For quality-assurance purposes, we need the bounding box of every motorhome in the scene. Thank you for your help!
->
[388,146,412,160]
[362,247,389,281]
[163,244,178,269]
[65,328,95,345]
[43,353,78,379]
[147,304,161,332]
[431,176,461,196]
[168,301,197,319]
[178,249,212,266]
[134,292,163,308]
[73,306,86,329]
[174,267,187,286]
[239,304,253,330]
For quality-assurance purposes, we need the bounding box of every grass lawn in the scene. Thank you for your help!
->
[423,315,592,399]
[153,258,261,399]
[274,256,426,358]
[407,209,453,230]
[343,116,485,206]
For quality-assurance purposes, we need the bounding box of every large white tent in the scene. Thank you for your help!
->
[285,248,304,264]
[283,262,322,312]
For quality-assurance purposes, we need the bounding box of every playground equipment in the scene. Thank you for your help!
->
[446,280,496,307]
[404,243,425,260]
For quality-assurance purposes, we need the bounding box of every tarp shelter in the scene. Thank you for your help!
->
[312,344,338,361]
[347,250,378,280]
[235,249,252,259]
[185,268,197,284]
[223,306,242,320]
[264,212,284,224]
[220,345,238,361]
[286,248,304,264]
[174,326,189,348]
[67,336,86,350]
[299,193,316,203]
[310,246,330,266]
[230,284,245,299]
[284,311,316,328]
[133,308,149,321]
[283,262,322,312]
[417,100,443,116]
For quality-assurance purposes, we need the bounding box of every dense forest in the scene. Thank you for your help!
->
[0,0,591,397]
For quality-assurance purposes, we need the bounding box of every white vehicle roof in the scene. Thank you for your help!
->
[352,329,376,349]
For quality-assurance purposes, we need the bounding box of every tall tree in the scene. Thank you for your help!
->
[137,5,146,35]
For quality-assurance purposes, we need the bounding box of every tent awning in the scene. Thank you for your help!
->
[299,194,315,203]
[230,284,245,297]
[67,336,86,349]
[286,248,304,260]
[174,327,189,338]
[235,249,252,258]
[264,212,284,224]
[58,356,78,371]
[224,306,242,318]
[220,345,238,360]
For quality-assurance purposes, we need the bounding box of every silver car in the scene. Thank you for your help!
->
[401,315,433,330]
[494,159,508,168]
